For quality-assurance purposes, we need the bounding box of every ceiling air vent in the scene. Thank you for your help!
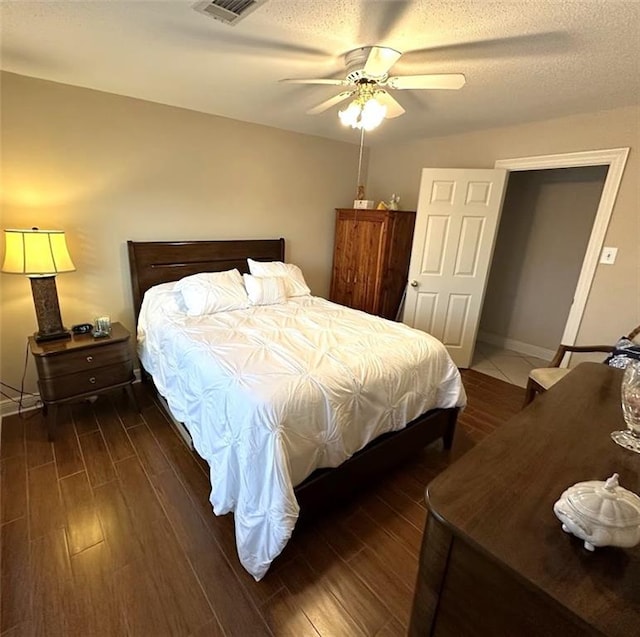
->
[193,0,267,26]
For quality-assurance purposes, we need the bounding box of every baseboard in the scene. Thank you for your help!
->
[0,368,143,420]
[0,393,40,419]
[477,331,556,362]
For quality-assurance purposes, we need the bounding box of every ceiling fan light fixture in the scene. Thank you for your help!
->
[339,96,387,131]
[338,82,387,131]
[361,97,387,130]
[338,101,361,127]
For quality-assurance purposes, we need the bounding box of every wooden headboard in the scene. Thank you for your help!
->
[127,238,285,321]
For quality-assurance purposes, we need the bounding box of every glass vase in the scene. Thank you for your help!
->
[611,360,640,453]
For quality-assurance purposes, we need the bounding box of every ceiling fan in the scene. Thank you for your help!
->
[280,45,466,129]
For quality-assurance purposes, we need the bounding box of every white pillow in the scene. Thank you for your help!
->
[247,258,311,297]
[175,269,249,316]
[243,274,287,306]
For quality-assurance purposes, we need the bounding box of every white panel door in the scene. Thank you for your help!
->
[403,168,508,368]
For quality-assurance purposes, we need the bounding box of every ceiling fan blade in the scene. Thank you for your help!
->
[375,91,405,118]
[280,78,350,86]
[307,91,355,115]
[386,73,466,90]
[358,1,413,43]
[363,46,402,77]
[156,21,329,59]
[404,32,571,64]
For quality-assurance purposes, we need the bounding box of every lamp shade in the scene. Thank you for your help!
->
[2,228,75,276]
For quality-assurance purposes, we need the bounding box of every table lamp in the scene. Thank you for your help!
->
[2,227,76,342]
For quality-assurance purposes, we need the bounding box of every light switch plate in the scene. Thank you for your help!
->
[600,247,618,264]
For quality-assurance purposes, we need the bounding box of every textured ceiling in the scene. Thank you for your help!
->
[1,0,639,146]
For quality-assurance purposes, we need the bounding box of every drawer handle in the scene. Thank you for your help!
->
[86,356,93,363]
[89,377,96,384]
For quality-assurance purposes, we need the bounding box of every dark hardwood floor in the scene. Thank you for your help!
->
[1,370,523,636]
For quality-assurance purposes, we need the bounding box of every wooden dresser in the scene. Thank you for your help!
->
[329,207,415,319]
[410,363,639,637]
[29,322,137,439]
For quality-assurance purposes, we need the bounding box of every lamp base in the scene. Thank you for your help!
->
[30,275,69,342]
[34,329,71,343]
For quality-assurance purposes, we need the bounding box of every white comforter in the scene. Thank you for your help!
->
[137,284,466,580]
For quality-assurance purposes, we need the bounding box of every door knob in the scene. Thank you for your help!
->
[410,280,419,288]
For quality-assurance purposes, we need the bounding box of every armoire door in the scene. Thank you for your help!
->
[330,213,358,308]
[350,214,387,314]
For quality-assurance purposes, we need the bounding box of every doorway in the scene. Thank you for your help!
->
[475,148,629,386]
[472,166,608,386]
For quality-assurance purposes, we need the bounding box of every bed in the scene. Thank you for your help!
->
[127,238,466,580]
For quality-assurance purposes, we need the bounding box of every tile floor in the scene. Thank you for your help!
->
[470,341,551,388]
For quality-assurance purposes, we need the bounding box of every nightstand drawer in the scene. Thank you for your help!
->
[38,362,134,401]
[34,341,130,378]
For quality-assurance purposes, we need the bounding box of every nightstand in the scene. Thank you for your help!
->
[29,322,139,440]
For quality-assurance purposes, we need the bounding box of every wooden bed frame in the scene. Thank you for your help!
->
[127,239,458,513]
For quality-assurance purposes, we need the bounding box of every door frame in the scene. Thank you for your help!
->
[494,147,629,351]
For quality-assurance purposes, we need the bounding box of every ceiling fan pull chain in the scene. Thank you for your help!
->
[356,127,366,197]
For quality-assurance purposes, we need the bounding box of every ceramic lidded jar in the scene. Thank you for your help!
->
[553,473,640,551]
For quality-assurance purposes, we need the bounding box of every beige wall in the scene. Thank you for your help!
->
[0,72,360,397]
[2,72,638,402]
[367,105,640,348]
[479,166,607,351]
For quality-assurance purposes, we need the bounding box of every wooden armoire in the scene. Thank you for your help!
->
[329,208,416,320]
